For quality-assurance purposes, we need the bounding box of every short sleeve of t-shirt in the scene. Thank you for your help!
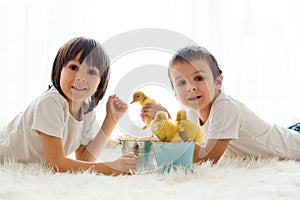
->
[31,95,68,139]
[205,96,240,140]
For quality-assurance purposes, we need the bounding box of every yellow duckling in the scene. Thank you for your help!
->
[150,110,204,144]
[175,110,204,144]
[149,111,182,142]
[130,91,156,129]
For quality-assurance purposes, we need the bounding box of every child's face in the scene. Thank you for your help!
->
[170,59,222,113]
[60,52,101,106]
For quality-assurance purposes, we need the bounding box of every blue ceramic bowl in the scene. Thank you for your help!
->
[152,141,195,172]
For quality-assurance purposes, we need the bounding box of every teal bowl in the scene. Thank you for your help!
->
[152,141,195,172]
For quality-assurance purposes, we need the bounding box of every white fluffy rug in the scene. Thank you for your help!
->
[1,155,299,200]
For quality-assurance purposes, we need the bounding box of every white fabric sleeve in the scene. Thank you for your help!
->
[31,96,67,139]
[207,100,239,140]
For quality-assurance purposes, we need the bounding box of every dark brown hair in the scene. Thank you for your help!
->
[51,37,110,113]
[168,45,222,88]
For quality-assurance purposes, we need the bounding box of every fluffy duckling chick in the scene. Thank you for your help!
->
[175,110,204,144]
[150,111,182,142]
[130,91,156,129]
[130,91,156,106]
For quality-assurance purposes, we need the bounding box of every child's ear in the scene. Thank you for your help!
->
[216,75,223,86]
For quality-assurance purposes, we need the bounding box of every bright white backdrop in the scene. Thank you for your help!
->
[1,0,300,138]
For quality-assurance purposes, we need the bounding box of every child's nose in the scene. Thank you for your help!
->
[76,70,86,81]
[187,87,196,92]
[187,83,197,92]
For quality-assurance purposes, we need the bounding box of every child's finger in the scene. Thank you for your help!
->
[107,94,116,103]
[109,94,116,99]
[122,152,137,158]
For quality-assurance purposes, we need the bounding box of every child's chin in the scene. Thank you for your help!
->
[185,102,200,110]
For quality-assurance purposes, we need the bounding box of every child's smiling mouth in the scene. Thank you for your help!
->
[187,96,201,101]
[71,85,87,91]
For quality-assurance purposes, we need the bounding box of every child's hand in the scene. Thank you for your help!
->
[109,153,137,175]
[106,94,128,122]
[141,103,171,120]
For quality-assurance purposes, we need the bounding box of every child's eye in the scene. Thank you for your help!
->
[177,80,186,86]
[88,69,99,76]
[69,65,79,71]
[194,76,204,81]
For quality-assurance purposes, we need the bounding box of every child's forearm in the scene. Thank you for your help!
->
[193,144,211,163]
[48,156,121,175]
[39,131,126,175]
[193,139,231,164]
[81,114,117,160]
[100,114,118,138]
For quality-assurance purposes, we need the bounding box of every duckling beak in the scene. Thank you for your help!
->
[130,99,136,104]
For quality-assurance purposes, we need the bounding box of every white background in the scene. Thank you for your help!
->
[1,0,300,138]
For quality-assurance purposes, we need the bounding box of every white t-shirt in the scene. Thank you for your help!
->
[189,92,300,160]
[0,87,97,163]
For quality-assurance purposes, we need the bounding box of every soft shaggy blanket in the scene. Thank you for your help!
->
[0,156,299,200]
